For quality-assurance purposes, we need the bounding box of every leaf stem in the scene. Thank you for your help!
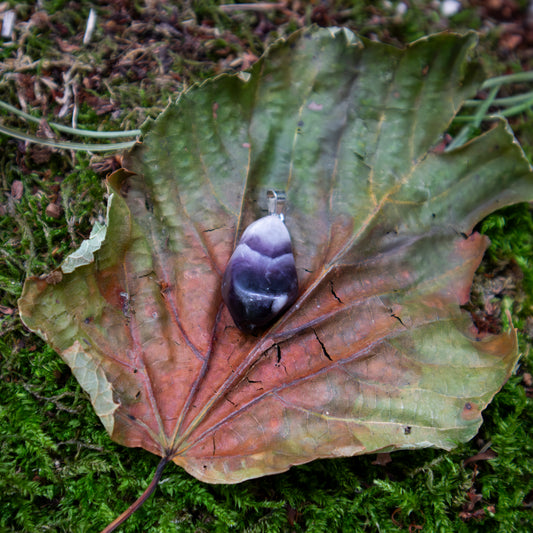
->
[99,457,170,533]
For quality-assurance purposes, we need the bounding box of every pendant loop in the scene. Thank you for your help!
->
[266,189,286,221]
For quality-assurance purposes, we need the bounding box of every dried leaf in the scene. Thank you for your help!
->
[10,179,23,201]
[60,221,107,274]
[19,28,533,483]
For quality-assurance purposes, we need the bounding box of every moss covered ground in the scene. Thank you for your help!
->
[1,1,533,531]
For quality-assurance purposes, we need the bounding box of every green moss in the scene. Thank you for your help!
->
[479,203,533,324]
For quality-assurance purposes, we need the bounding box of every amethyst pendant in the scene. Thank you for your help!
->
[222,214,298,334]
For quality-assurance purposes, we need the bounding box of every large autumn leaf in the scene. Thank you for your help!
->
[19,28,533,484]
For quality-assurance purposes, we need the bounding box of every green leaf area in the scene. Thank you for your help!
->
[18,28,533,484]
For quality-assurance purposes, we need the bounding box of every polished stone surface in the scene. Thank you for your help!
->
[222,215,298,334]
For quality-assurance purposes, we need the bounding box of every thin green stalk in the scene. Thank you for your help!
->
[453,92,533,123]
[450,70,533,146]
[0,101,141,138]
[471,85,500,126]
[0,123,136,151]
[481,71,533,89]
[448,85,500,151]
[498,95,533,118]
[463,90,533,108]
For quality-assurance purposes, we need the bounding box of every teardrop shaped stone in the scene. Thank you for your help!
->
[222,215,298,334]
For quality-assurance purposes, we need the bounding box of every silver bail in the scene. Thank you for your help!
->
[267,189,286,221]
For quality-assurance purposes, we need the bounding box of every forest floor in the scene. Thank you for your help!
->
[1,1,533,532]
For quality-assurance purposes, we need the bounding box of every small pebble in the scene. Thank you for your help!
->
[45,203,63,219]
[441,0,461,17]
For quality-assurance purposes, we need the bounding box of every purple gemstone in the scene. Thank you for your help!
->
[222,215,298,334]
